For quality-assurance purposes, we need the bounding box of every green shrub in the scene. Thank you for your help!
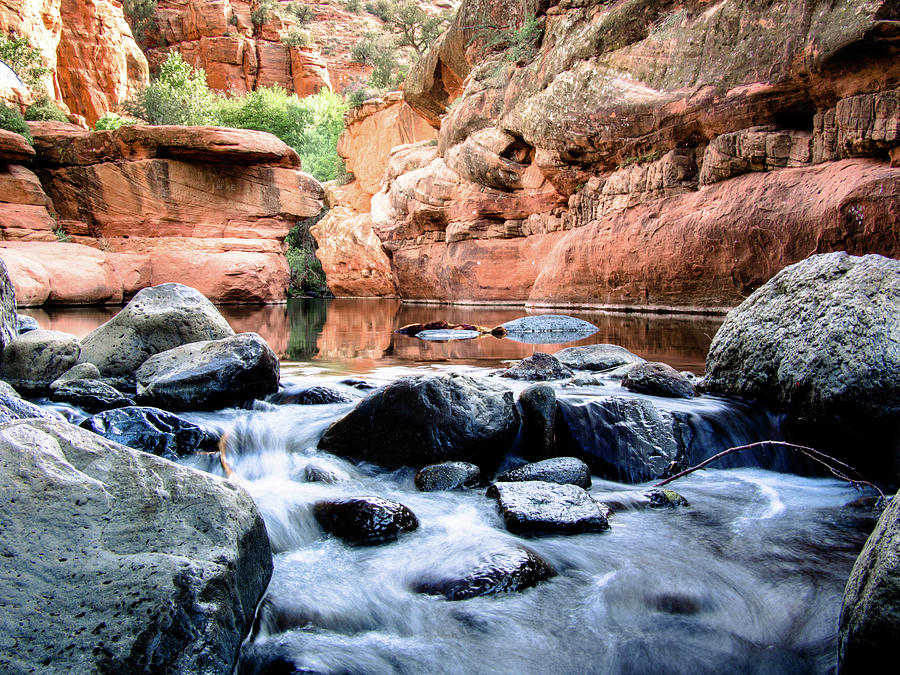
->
[483,14,542,64]
[364,0,392,22]
[285,210,329,296]
[251,0,277,27]
[283,2,316,24]
[387,0,450,57]
[349,36,380,64]
[0,32,51,90]
[94,112,139,131]
[0,103,32,144]
[24,95,68,122]
[341,0,362,13]
[123,51,217,125]
[123,0,158,43]
[281,27,314,48]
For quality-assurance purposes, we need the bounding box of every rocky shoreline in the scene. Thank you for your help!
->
[0,251,898,672]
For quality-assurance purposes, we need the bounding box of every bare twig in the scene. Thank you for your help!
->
[196,432,234,478]
[653,440,886,503]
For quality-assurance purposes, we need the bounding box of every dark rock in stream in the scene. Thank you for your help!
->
[0,329,81,394]
[487,480,610,536]
[499,352,574,381]
[314,496,419,545]
[0,419,272,675]
[622,362,696,399]
[270,384,356,405]
[135,332,279,410]
[0,391,63,423]
[415,461,482,491]
[518,383,557,459]
[318,373,519,470]
[16,313,39,334]
[412,547,558,600]
[49,379,136,413]
[554,344,645,372]
[497,457,592,489]
[839,489,900,672]
[645,488,690,508]
[80,405,219,461]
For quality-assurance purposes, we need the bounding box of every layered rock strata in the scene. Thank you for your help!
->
[324,0,900,310]
[0,122,324,305]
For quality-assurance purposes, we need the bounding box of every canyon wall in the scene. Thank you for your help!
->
[0,123,323,305]
[321,0,900,310]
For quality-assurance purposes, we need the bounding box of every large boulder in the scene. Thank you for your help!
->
[554,344,645,372]
[0,329,81,394]
[0,257,17,350]
[839,490,900,672]
[487,480,611,536]
[0,419,271,674]
[135,333,279,411]
[78,284,235,380]
[497,457,592,489]
[318,373,520,470]
[518,383,557,459]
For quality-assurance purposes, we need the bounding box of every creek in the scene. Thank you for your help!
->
[24,299,879,675]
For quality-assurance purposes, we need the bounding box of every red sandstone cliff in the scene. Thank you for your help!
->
[0,123,324,305]
[314,0,899,310]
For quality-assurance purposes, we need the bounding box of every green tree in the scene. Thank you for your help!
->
[0,32,50,90]
[123,0,158,43]
[0,103,32,144]
[387,1,450,57]
[123,51,217,125]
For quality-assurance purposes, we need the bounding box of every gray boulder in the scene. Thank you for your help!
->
[0,258,16,350]
[622,362,696,398]
[0,329,81,394]
[49,379,136,413]
[270,384,356,405]
[555,344,645,372]
[499,352,574,381]
[78,283,234,380]
[839,492,900,672]
[16,313,39,334]
[705,253,900,427]
[0,391,63,424]
[0,419,272,675]
[518,383,557,459]
[135,333,279,411]
[415,461,482,491]
[318,373,519,469]
[487,480,610,536]
[50,362,103,388]
[501,315,598,344]
[497,456,592,489]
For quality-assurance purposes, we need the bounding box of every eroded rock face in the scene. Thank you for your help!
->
[0,419,271,674]
[0,257,17,350]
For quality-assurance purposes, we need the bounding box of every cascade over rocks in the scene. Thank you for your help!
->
[318,372,520,470]
[0,419,271,675]
[135,332,279,411]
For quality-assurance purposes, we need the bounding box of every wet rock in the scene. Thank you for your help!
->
[78,283,235,380]
[499,352,574,381]
[16,314,39,334]
[705,253,900,429]
[645,488,690,508]
[313,496,419,545]
[555,344,645,372]
[415,461,482,491]
[135,333,279,411]
[0,419,272,675]
[501,315,598,340]
[417,329,481,341]
[304,460,351,485]
[80,405,219,461]
[318,373,519,470]
[518,383,556,459]
[0,329,81,394]
[0,392,63,424]
[270,384,355,405]
[50,362,103,388]
[49,379,136,414]
[839,489,900,672]
[556,395,692,483]
[340,378,378,391]
[412,547,558,600]
[0,381,19,399]
[487,480,610,536]
[0,258,17,350]
[622,362,696,399]
[497,457,592,489]
[567,374,603,386]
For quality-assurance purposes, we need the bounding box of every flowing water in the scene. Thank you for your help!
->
[23,299,879,674]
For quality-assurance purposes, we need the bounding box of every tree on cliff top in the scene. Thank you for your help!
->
[123,51,217,125]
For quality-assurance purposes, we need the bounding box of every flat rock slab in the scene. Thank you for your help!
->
[501,315,599,335]
[0,419,272,675]
[487,480,610,536]
[417,329,481,341]
[49,378,135,413]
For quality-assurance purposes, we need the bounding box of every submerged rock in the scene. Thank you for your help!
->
[645,488,690,508]
[270,384,356,405]
[135,333,279,411]
[80,405,219,461]
[0,419,272,675]
[78,283,235,380]
[555,344,645,372]
[501,315,598,337]
[499,352,574,381]
[49,378,136,413]
[415,461,482,491]
[839,490,900,672]
[0,329,81,394]
[622,362,696,398]
[318,372,519,470]
[412,547,558,600]
[497,457,592,489]
[314,496,419,545]
[487,480,610,536]
[518,383,557,459]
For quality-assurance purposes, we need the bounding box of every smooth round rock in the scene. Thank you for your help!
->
[415,461,482,491]
[0,329,81,394]
[313,496,419,545]
[16,314,39,334]
[497,457,592,489]
[555,344,645,372]
[622,362,696,398]
[518,383,557,459]
[499,352,574,381]
[50,362,103,389]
